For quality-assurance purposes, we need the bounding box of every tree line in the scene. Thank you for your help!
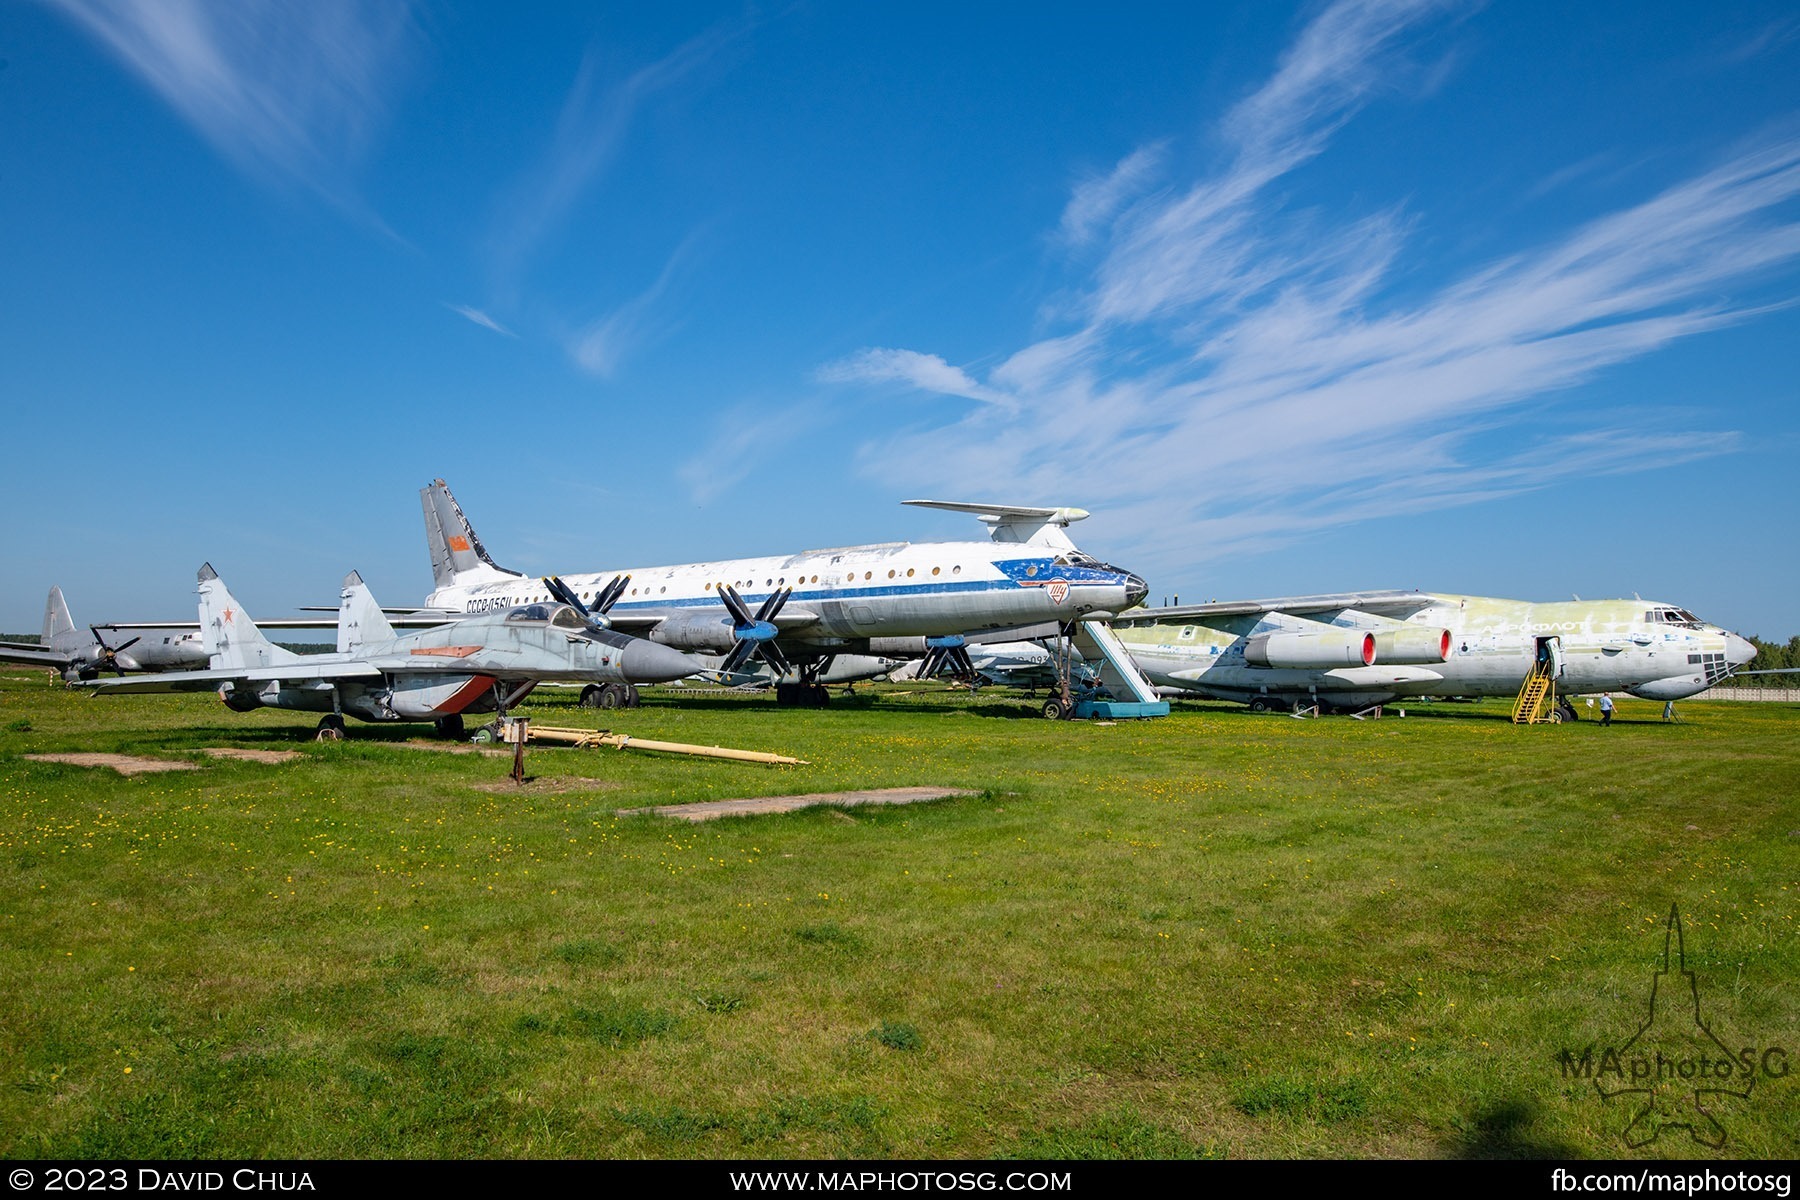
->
[1736,635,1800,686]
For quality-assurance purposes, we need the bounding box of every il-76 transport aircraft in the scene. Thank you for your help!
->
[416,480,1147,705]
[1111,592,1757,713]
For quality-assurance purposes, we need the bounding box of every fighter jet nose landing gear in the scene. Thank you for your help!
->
[316,714,346,741]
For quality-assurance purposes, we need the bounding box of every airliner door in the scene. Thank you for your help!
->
[1536,635,1564,679]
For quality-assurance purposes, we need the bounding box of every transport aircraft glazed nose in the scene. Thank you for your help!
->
[1727,633,1756,668]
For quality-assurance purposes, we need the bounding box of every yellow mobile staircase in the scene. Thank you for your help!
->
[1511,660,1558,724]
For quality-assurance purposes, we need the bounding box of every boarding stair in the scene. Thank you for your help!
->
[1511,662,1557,725]
[1066,620,1169,719]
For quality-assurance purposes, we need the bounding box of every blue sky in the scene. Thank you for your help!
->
[3,0,1798,638]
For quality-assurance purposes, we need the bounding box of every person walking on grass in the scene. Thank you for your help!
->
[1600,693,1614,726]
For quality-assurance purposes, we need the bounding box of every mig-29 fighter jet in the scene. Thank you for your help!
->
[85,564,696,739]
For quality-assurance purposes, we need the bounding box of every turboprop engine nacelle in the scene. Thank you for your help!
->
[1244,630,1376,669]
[648,612,739,654]
[1369,627,1452,666]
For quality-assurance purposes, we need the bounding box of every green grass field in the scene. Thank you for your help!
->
[1,673,1794,1160]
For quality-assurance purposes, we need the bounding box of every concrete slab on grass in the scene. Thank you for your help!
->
[619,786,979,822]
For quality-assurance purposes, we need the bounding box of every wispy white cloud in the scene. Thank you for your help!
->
[1059,144,1166,246]
[488,25,737,288]
[676,401,821,506]
[45,0,416,218]
[815,348,1015,407]
[818,0,1800,579]
[446,304,516,337]
[564,234,703,377]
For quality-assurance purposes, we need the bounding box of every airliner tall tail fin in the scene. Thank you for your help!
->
[197,564,297,669]
[338,571,396,653]
[422,479,523,592]
[42,586,80,651]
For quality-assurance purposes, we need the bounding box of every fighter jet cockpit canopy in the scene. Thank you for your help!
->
[503,603,589,631]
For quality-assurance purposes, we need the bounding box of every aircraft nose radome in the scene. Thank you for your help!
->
[1123,573,1148,609]
[619,638,698,683]
[1727,633,1757,667]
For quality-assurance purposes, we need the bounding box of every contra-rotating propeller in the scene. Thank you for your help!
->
[542,574,630,623]
[915,638,976,683]
[716,584,793,678]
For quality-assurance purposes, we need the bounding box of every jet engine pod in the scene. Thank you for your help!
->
[1370,627,1452,665]
[1243,629,1376,669]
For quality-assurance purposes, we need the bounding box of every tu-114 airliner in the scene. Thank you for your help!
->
[415,480,1148,706]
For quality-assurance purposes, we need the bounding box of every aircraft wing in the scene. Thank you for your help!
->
[599,606,822,632]
[0,642,73,668]
[98,615,458,631]
[1126,591,1437,622]
[85,662,384,695]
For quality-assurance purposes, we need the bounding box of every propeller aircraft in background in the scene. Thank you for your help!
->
[0,586,207,682]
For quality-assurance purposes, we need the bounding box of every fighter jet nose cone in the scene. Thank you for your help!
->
[1124,573,1148,609]
[620,638,697,683]
[1727,633,1757,667]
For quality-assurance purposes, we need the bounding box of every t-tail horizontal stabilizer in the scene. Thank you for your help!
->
[901,500,1089,550]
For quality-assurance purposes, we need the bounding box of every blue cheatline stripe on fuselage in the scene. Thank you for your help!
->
[460,559,1129,615]
[608,577,1026,614]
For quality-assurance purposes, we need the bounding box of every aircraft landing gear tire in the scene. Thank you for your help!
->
[775,683,830,708]
[1248,698,1270,713]
[316,714,346,742]
[581,683,639,710]
[472,723,500,745]
[1042,697,1074,721]
[434,714,465,740]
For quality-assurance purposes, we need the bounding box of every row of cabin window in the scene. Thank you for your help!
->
[588,565,968,599]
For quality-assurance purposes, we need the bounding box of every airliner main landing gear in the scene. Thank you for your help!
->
[775,656,834,707]
[579,683,640,710]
